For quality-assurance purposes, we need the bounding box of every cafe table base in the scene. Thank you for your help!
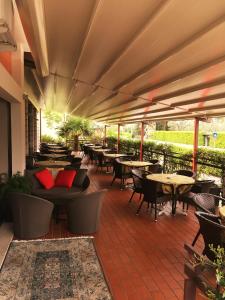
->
[158,201,188,217]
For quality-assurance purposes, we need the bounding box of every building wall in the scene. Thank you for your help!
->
[0,12,26,174]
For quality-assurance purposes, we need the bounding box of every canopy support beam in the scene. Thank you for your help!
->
[117,124,120,153]
[192,117,199,173]
[140,122,145,161]
[104,124,107,146]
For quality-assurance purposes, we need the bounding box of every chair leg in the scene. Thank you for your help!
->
[154,203,157,222]
[129,191,135,203]
[136,200,144,215]
[192,229,201,246]
[184,278,196,300]
[111,177,116,186]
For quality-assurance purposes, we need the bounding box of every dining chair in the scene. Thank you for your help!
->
[194,211,225,260]
[148,163,163,174]
[128,169,151,203]
[136,178,168,221]
[191,193,225,246]
[111,158,131,189]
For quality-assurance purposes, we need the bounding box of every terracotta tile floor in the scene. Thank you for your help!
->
[44,162,204,299]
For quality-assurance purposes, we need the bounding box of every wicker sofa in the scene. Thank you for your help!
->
[25,168,90,205]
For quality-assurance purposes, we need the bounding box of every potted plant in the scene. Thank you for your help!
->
[0,172,31,222]
[185,244,225,299]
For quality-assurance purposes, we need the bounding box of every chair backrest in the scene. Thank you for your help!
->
[113,159,123,177]
[9,192,53,239]
[191,180,215,193]
[175,169,196,178]
[148,164,162,174]
[131,169,143,189]
[67,189,107,234]
[192,193,216,214]
[142,178,158,203]
[149,159,159,164]
[195,211,225,260]
[222,174,225,198]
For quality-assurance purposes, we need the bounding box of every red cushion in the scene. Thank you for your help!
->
[55,170,77,188]
[35,169,55,190]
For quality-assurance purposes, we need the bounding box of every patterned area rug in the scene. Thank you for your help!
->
[0,237,112,300]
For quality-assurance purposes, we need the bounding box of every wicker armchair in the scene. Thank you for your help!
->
[9,192,53,239]
[148,164,163,174]
[111,158,131,189]
[195,211,225,260]
[128,169,151,203]
[67,190,107,234]
[136,178,168,221]
[192,193,225,246]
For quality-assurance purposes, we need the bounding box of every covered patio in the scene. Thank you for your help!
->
[1,0,225,299]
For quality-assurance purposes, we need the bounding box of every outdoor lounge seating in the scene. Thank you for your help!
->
[67,189,107,234]
[8,192,53,239]
[25,168,90,205]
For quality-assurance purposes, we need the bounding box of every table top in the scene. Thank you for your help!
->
[104,153,127,158]
[41,153,67,158]
[88,145,103,148]
[47,146,65,149]
[219,206,225,218]
[49,149,67,153]
[146,173,195,185]
[93,148,111,152]
[120,160,152,167]
[35,160,71,167]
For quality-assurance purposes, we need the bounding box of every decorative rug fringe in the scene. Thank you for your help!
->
[13,236,94,243]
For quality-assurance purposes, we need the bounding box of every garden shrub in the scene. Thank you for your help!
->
[106,136,225,178]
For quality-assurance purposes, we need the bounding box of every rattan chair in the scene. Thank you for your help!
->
[195,211,225,260]
[111,158,131,189]
[148,163,163,174]
[67,189,107,234]
[9,192,54,239]
[136,178,168,221]
[129,169,151,203]
[192,193,225,246]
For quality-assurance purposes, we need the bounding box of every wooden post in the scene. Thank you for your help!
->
[117,124,120,153]
[192,118,199,173]
[104,125,107,146]
[140,122,144,161]
[40,108,42,143]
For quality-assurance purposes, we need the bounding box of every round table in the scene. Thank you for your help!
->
[120,161,152,168]
[35,160,71,168]
[146,173,195,215]
[104,153,127,159]
[49,149,68,153]
[47,146,65,149]
[93,148,111,152]
[41,153,67,159]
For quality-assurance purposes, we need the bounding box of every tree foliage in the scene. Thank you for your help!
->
[57,116,92,140]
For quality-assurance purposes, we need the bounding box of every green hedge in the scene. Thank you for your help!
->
[106,136,225,178]
[149,131,225,148]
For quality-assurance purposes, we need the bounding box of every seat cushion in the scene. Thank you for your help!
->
[32,186,83,202]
